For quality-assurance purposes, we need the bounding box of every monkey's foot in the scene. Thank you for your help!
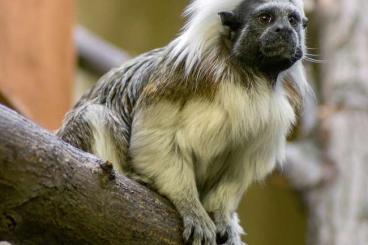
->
[216,224,245,245]
[213,212,245,245]
[182,211,216,245]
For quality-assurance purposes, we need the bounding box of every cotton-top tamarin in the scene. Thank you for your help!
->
[58,0,310,244]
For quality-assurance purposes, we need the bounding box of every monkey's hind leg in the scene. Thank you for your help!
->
[57,104,129,173]
[202,148,249,245]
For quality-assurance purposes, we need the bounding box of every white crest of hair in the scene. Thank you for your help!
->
[291,0,305,12]
[168,0,245,76]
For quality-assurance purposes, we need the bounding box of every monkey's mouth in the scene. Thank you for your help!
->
[260,32,298,59]
[257,46,303,74]
[260,41,298,59]
[261,45,292,58]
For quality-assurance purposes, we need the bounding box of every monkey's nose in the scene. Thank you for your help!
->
[274,25,293,34]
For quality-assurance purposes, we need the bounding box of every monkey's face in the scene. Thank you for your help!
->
[220,0,308,77]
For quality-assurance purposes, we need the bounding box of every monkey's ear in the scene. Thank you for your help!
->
[302,17,309,29]
[218,11,241,31]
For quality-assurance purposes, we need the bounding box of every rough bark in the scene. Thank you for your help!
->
[304,1,368,244]
[0,105,183,245]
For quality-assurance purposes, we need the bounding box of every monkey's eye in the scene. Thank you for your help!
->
[258,13,273,25]
[288,14,299,26]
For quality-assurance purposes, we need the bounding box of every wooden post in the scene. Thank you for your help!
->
[0,0,74,130]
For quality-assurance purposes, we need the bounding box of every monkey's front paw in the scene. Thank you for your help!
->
[182,213,216,245]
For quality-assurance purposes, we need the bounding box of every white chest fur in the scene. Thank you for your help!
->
[174,80,296,182]
[131,79,295,185]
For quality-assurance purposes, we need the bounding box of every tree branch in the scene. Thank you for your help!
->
[0,105,183,244]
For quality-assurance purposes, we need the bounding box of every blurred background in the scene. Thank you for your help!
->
[1,0,367,244]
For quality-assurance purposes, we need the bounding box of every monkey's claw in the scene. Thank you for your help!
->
[182,213,216,245]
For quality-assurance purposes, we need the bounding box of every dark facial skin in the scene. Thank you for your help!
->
[219,0,308,81]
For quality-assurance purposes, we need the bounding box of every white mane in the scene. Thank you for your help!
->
[168,0,244,73]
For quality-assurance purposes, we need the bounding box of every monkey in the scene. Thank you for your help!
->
[57,0,310,244]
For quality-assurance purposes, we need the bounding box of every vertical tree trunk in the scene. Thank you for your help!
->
[307,1,368,244]
[0,0,74,130]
